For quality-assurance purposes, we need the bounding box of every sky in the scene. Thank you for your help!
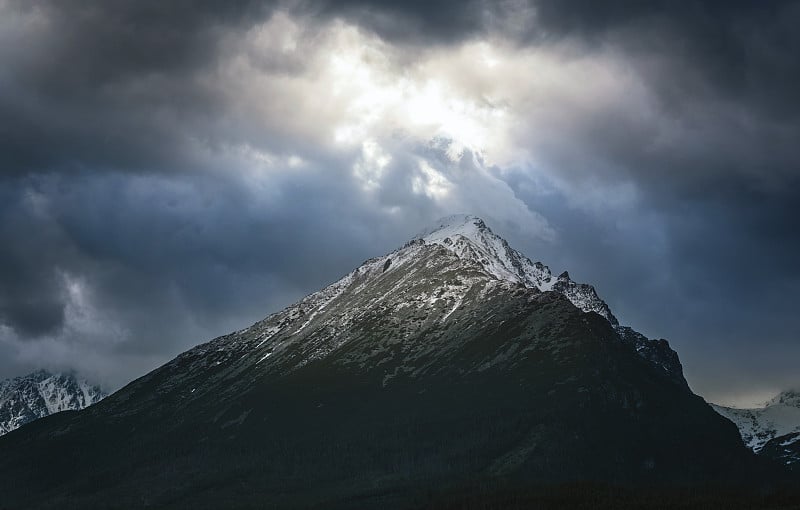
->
[0,0,798,407]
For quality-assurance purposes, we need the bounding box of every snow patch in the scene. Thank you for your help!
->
[712,393,800,454]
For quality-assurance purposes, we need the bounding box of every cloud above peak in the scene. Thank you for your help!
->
[0,0,798,405]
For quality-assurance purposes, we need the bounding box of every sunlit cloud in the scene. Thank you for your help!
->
[412,159,451,199]
[219,13,660,218]
[1,1,797,405]
[353,139,391,191]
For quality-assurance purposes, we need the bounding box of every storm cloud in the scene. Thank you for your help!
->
[0,0,798,405]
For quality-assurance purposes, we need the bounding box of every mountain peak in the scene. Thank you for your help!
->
[415,214,488,240]
[415,214,548,288]
[0,370,106,436]
[712,390,800,461]
[767,389,800,408]
[412,215,619,325]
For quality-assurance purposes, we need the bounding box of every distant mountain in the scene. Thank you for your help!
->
[712,390,800,468]
[0,370,105,436]
[0,216,779,508]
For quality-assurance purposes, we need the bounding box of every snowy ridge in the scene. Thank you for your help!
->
[153,214,689,406]
[416,216,691,386]
[0,370,106,436]
[417,215,618,325]
[767,389,800,408]
[712,390,800,461]
[414,216,691,385]
[137,236,526,407]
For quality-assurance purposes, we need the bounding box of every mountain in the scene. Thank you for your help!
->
[0,216,781,508]
[416,216,619,324]
[712,390,800,468]
[760,431,800,469]
[417,216,688,389]
[0,370,105,436]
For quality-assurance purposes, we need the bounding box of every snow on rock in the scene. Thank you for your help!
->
[0,370,106,436]
[767,389,800,408]
[415,216,687,388]
[615,326,688,389]
[417,215,618,325]
[711,390,800,458]
[161,214,686,398]
[415,216,692,385]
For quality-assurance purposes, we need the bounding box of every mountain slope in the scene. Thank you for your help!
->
[417,215,618,324]
[0,216,770,508]
[712,390,800,467]
[416,215,687,388]
[0,370,105,436]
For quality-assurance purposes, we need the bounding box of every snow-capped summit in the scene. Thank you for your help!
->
[188,214,678,388]
[414,213,487,239]
[712,390,800,466]
[0,370,106,436]
[414,216,689,386]
[768,389,800,408]
[417,215,618,325]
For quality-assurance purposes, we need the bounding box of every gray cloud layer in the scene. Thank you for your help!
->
[0,0,798,405]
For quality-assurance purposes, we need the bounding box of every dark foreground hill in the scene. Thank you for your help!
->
[0,216,794,509]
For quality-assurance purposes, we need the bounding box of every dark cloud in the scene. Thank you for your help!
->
[0,185,71,336]
[0,0,280,177]
[311,0,508,44]
[529,1,800,180]
[5,0,273,82]
[330,0,800,112]
[0,0,798,405]
[0,166,409,386]
[532,0,800,107]
[311,0,800,119]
